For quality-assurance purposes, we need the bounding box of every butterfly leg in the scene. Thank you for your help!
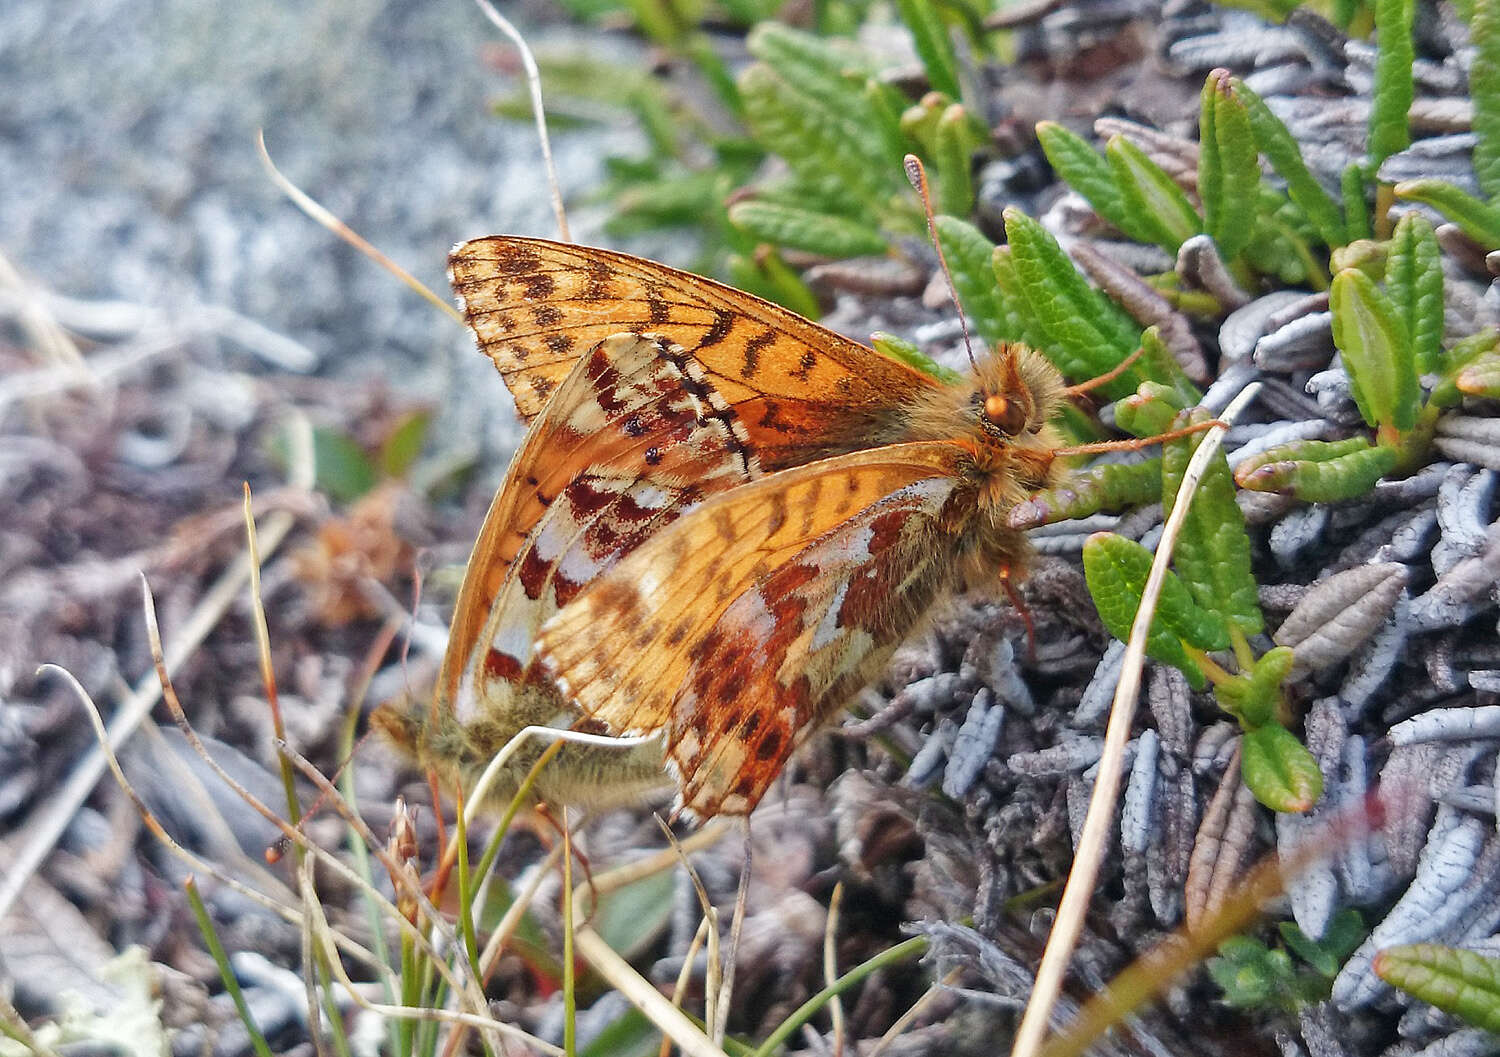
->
[998,567,1037,663]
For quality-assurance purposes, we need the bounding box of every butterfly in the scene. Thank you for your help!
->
[377,235,1134,820]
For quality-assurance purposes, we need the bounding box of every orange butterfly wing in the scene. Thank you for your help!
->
[535,442,969,817]
[438,332,758,722]
[448,236,935,468]
[380,333,767,809]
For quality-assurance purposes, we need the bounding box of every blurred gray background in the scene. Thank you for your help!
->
[1,0,644,455]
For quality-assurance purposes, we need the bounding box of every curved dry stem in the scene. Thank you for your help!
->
[255,131,462,324]
[568,824,735,1057]
[824,882,846,1057]
[1011,381,1263,1057]
[470,0,570,242]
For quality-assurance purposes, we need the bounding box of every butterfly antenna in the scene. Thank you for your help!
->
[904,154,978,372]
[472,0,571,242]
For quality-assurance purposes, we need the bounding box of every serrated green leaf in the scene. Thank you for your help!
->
[1375,945,1500,1032]
[1229,77,1347,246]
[1475,0,1500,198]
[870,331,963,383]
[377,409,432,480]
[1163,409,1264,634]
[864,78,915,171]
[739,61,900,223]
[1001,207,1143,391]
[933,104,977,216]
[1008,457,1162,528]
[1082,533,1231,688]
[1106,134,1203,253]
[1343,163,1372,241]
[1241,722,1323,813]
[746,22,878,97]
[1385,212,1444,374]
[990,245,1051,351]
[728,200,890,257]
[935,216,1012,345]
[1140,325,1205,405]
[1331,268,1419,432]
[896,0,962,100]
[1037,122,1143,241]
[1394,179,1500,249]
[1200,70,1261,260]
[1233,437,1400,501]
[1369,0,1416,165]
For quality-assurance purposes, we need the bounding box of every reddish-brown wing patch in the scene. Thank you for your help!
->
[535,442,968,815]
[448,237,933,467]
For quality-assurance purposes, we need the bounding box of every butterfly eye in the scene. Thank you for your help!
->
[984,393,1027,435]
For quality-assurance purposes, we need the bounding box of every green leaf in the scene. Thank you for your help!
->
[377,409,433,481]
[728,200,890,257]
[1215,645,1294,727]
[1375,945,1500,1032]
[933,104,978,216]
[1139,325,1205,405]
[1472,0,1500,199]
[990,245,1051,351]
[1369,0,1416,166]
[739,50,902,223]
[1106,134,1204,253]
[1281,910,1364,978]
[870,331,963,383]
[1229,76,1347,246]
[896,0,962,100]
[591,869,676,961]
[1037,122,1143,242]
[1457,351,1500,396]
[1001,207,1143,390]
[1394,179,1500,249]
[746,22,878,99]
[935,216,1011,345]
[1331,268,1419,432]
[1082,533,1231,689]
[1199,70,1261,260]
[1342,163,1372,242]
[310,427,379,503]
[1330,238,1388,279]
[1384,212,1444,374]
[1241,722,1323,813]
[1233,437,1400,501]
[1162,409,1264,634]
[727,250,822,319]
[1007,457,1162,528]
[578,1008,662,1057]
[1112,381,1188,439]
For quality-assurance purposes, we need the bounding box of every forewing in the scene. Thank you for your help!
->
[436,333,758,725]
[448,237,933,464]
[535,442,967,766]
